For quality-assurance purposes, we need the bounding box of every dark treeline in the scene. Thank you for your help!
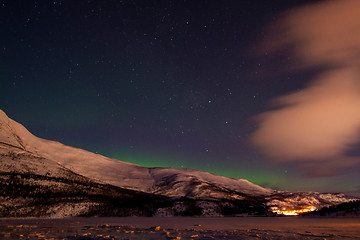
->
[0,171,269,217]
[303,200,360,217]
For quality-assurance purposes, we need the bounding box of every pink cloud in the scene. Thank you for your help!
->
[251,0,360,176]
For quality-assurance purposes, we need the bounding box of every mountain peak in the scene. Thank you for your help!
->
[0,109,26,151]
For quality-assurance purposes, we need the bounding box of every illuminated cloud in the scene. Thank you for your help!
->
[251,0,360,176]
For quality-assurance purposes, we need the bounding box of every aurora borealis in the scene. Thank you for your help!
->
[1,0,360,196]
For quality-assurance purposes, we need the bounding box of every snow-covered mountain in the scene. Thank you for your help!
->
[0,109,271,199]
[0,109,357,217]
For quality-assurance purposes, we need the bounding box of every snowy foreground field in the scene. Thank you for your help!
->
[1,217,360,239]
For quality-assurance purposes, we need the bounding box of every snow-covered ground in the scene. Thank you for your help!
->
[1,217,360,239]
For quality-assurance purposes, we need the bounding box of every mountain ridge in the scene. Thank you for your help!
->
[0,109,271,197]
[0,109,357,217]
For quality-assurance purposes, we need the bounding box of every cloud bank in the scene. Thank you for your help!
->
[251,0,360,176]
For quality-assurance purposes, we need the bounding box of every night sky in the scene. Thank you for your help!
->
[2,0,360,196]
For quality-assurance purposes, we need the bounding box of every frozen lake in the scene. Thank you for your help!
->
[1,217,360,239]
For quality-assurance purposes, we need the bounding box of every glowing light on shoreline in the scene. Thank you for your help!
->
[271,206,317,216]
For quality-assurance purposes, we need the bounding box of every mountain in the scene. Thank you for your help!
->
[0,109,270,198]
[0,109,357,217]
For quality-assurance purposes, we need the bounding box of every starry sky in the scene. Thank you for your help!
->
[1,0,360,196]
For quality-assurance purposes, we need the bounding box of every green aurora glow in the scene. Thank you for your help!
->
[103,151,285,188]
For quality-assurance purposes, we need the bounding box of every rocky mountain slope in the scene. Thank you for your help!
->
[0,109,357,217]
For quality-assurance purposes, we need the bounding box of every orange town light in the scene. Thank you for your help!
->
[271,206,317,216]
